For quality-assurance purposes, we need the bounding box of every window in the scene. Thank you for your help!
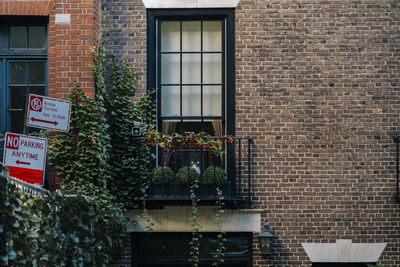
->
[0,18,48,159]
[132,232,252,267]
[147,9,235,183]
[147,9,235,137]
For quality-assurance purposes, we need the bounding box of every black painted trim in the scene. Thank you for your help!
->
[146,8,235,136]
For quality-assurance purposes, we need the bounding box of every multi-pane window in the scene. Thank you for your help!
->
[148,9,235,137]
[132,232,252,267]
[0,18,48,159]
[9,61,46,133]
[10,25,47,49]
[159,19,225,136]
[147,9,235,177]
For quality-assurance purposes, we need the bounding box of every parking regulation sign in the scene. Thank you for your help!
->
[27,94,71,132]
[2,133,47,185]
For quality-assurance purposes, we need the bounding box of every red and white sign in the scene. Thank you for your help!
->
[27,94,71,132]
[2,133,47,185]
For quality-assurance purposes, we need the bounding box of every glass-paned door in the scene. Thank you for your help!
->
[8,60,46,134]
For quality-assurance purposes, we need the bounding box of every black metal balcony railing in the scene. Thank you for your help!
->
[140,136,253,208]
[394,136,400,203]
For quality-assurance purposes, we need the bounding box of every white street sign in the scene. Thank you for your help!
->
[2,133,47,185]
[27,94,71,132]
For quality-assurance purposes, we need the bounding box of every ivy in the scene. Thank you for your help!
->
[50,84,110,189]
[212,187,226,267]
[0,165,126,266]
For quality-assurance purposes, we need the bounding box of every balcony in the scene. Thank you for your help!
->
[142,136,253,208]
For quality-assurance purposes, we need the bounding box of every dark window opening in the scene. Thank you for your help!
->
[312,264,376,267]
[132,232,252,267]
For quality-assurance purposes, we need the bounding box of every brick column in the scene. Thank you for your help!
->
[48,0,101,99]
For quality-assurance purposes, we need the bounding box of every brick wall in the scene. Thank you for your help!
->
[235,1,400,266]
[101,0,147,95]
[47,0,101,188]
[0,0,54,16]
[49,0,101,99]
[102,0,400,266]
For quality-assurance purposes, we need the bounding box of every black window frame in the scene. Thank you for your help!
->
[131,232,253,267]
[147,8,236,137]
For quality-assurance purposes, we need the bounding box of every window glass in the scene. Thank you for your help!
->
[161,54,180,84]
[10,62,27,85]
[29,86,45,97]
[29,62,46,84]
[29,26,46,49]
[10,86,25,109]
[161,86,180,116]
[134,233,251,263]
[182,86,201,116]
[161,21,180,52]
[8,61,46,134]
[182,21,201,52]
[182,54,201,84]
[203,53,222,84]
[203,86,222,116]
[203,21,222,51]
[10,26,27,49]
[10,111,25,133]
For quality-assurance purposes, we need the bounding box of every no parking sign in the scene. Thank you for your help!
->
[2,133,47,184]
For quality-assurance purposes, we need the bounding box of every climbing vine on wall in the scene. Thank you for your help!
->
[0,165,126,266]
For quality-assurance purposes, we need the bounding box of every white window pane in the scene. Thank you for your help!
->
[161,21,180,52]
[161,54,180,84]
[203,21,222,51]
[203,54,222,84]
[203,86,222,116]
[182,21,201,52]
[161,86,180,116]
[182,86,200,116]
[182,54,201,84]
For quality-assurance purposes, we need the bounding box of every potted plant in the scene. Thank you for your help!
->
[203,165,227,185]
[201,165,228,199]
[151,166,175,184]
[176,166,200,185]
[150,166,175,197]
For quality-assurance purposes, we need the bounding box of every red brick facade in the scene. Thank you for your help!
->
[1,0,101,188]
[48,0,100,99]
[0,0,54,16]
[1,0,99,97]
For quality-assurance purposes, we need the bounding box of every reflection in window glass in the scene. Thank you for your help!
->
[10,26,27,49]
[10,62,27,85]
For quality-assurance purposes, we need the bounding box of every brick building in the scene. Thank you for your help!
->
[1,0,400,266]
